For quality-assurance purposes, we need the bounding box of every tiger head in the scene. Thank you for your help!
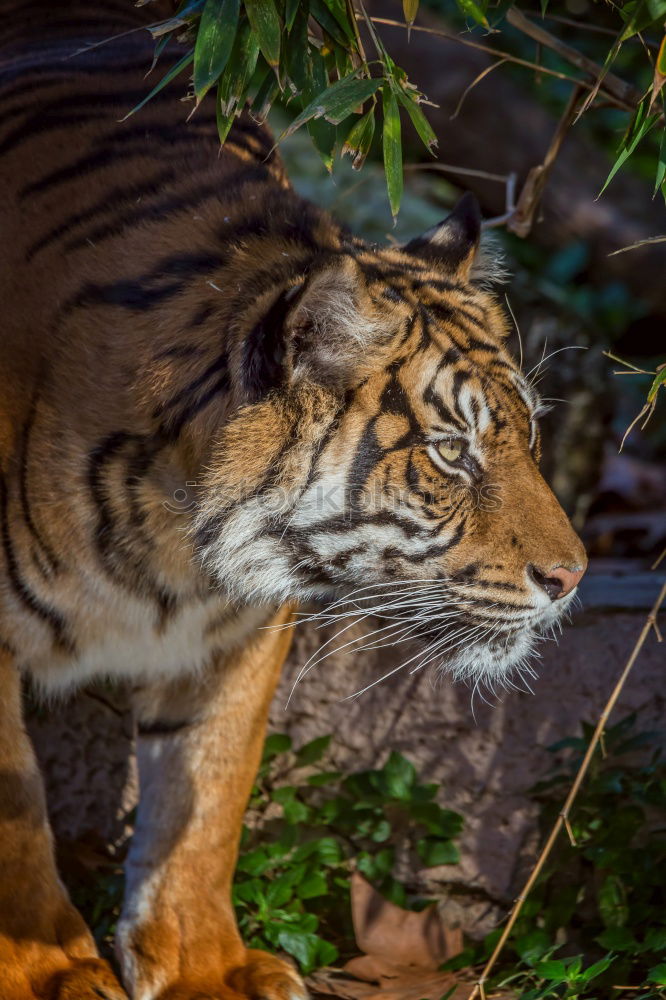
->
[194,194,587,684]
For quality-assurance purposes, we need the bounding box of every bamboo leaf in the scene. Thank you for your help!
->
[659,34,666,74]
[305,46,338,171]
[309,0,352,45]
[218,19,260,117]
[649,36,666,110]
[455,0,489,28]
[282,73,382,137]
[396,88,437,154]
[382,85,403,220]
[193,0,240,101]
[647,365,666,404]
[251,64,280,120]
[285,0,301,31]
[403,0,419,26]
[600,100,659,195]
[619,0,666,42]
[321,0,355,37]
[342,108,376,169]
[245,0,282,68]
[655,123,666,198]
[122,50,194,120]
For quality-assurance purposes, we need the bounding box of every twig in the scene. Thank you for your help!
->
[403,162,509,183]
[403,162,518,227]
[468,580,666,1000]
[609,235,666,255]
[507,84,584,237]
[451,58,508,119]
[364,16,629,107]
[506,8,641,111]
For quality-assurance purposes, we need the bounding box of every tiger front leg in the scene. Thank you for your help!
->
[117,605,306,1000]
[0,648,127,1000]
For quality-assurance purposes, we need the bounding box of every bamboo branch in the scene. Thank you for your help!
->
[505,8,642,110]
[366,16,636,112]
[468,580,666,1000]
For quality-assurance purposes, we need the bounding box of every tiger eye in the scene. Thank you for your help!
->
[437,440,464,463]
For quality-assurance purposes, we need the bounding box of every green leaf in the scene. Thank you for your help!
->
[296,735,331,766]
[298,872,329,899]
[277,930,323,973]
[217,18,260,116]
[263,733,292,762]
[417,838,460,866]
[619,0,666,42]
[316,938,340,967]
[396,89,437,154]
[649,963,666,985]
[515,929,552,966]
[382,85,403,220]
[245,0,282,68]
[382,752,416,800]
[342,109,376,169]
[596,926,637,952]
[534,959,568,982]
[598,873,628,928]
[310,0,353,44]
[251,65,280,120]
[371,819,392,843]
[283,73,382,137]
[307,770,343,787]
[647,365,666,403]
[643,927,666,953]
[600,102,659,196]
[454,0,489,27]
[580,955,615,982]
[193,0,240,100]
[122,50,194,121]
[285,0,302,31]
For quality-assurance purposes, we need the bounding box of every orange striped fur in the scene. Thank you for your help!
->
[0,4,585,998]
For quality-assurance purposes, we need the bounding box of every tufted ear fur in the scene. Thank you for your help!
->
[242,255,383,402]
[403,192,505,286]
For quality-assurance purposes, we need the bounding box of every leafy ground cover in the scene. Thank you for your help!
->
[65,713,666,999]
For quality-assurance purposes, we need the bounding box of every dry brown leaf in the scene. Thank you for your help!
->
[350,872,462,969]
[308,966,477,1000]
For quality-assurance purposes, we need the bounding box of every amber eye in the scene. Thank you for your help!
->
[436,439,465,464]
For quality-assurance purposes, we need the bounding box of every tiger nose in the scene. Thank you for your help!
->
[528,563,586,600]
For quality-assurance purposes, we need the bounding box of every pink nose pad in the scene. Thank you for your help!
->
[548,565,585,598]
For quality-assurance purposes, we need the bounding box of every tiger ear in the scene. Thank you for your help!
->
[285,255,381,389]
[242,256,382,402]
[404,192,481,280]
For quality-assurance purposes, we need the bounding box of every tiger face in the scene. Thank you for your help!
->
[195,195,586,683]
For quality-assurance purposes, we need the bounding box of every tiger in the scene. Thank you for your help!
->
[0,2,587,998]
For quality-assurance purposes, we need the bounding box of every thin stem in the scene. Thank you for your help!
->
[363,16,635,111]
[468,581,666,1000]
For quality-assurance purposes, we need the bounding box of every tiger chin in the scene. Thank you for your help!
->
[0,5,586,1000]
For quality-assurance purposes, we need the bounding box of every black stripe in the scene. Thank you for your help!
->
[26,168,175,260]
[66,166,271,251]
[0,111,102,157]
[20,127,216,200]
[60,252,226,317]
[137,718,194,737]
[19,396,61,575]
[242,288,296,403]
[423,383,466,431]
[0,471,74,652]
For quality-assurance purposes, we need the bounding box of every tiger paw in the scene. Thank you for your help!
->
[0,950,127,1000]
[157,951,308,1000]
